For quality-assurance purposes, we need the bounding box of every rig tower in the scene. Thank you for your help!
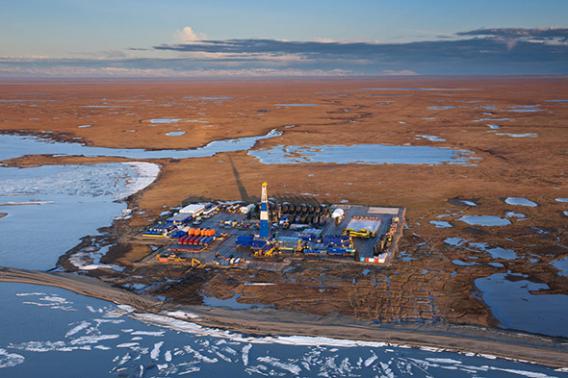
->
[259,181,270,239]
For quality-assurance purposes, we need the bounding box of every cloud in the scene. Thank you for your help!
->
[176,26,205,43]
[457,27,568,40]
[1,28,567,77]
[381,69,417,76]
[457,27,568,48]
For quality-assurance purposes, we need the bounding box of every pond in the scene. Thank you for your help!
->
[249,144,476,166]
[475,273,568,338]
[0,130,281,162]
[504,197,538,207]
[458,216,511,227]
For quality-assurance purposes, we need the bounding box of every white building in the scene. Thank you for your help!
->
[179,203,206,216]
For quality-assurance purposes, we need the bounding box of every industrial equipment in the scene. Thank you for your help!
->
[344,216,382,238]
[259,182,270,239]
[331,208,345,225]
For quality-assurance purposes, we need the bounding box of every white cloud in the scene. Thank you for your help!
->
[0,65,354,78]
[380,69,417,76]
[176,26,205,43]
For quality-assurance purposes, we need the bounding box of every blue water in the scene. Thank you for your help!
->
[452,259,477,267]
[508,105,541,113]
[430,220,453,228]
[467,243,518,260]
[274,103,319,107]
[429,105,457,111]
[545,99,568,103]
[1,129,567,376]
[417,134,446,142]
[496,132,538,138]
[149,118,181,124]
[505,211,526,219]
[1,283,566,378]
[552,256,568,277]
[0,163,156,270]
[249,144,475,166]
[458,216,511,227]
[362,87,468,92]
[475,273,568,337]
[164,131,186,137]
[202,294,273,310]
[0,130,281,162]
[504,197,538,207]
[444,237,465,247]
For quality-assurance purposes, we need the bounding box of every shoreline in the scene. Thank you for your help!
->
[1,266,567,369]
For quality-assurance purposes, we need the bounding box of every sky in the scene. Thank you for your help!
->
[1,0,567,77]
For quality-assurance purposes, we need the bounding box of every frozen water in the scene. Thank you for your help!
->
[202,294,272,310]
[0,163,158,270]
[274,103,319,107]
[496,132,538,138]
[0,348,25,369]
[545,99,568,103]
[363,87,469,92]
[416,134,446,142]
[485,247,517,260]
[456,199,477,207]
[474,117,512,122]
[487,124,501,130]
[458,216,511,227]
[508,105,541,113]
[488,262,505,268]
[148,118,180,124]
[0,129,281,161]
[505,211,526,219]
[165,131,186,137]
[444,237,465,247]
[430,220,453,228]
[555,198,568,203]
[1,283,566,377]
[429,105,457,110]
[452,259,478,267]
[249,144,475,166]
[505,197,538,207]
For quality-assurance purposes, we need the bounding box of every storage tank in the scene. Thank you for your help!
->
[240,204,255,215]
[331,208,345,224]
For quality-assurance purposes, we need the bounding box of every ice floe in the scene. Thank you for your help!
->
[0,348,25,369]
[416,134,446,142]
[496,132,538,138]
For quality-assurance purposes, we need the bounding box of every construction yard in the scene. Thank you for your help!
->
[137,183,405,271]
